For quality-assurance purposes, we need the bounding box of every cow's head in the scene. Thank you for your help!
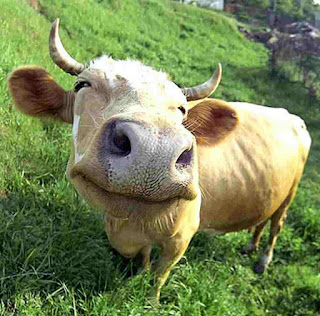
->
[9,19,238,224]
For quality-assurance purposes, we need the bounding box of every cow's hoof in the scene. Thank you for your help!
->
[146,288,160,308]
[254,262,266,274]
[146,295,160,308]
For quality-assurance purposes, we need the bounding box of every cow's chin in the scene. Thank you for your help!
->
[71,174,200,221]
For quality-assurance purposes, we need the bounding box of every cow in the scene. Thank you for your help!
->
[8,19,311,304]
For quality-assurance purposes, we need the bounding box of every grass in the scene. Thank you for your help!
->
[0,0,319,315]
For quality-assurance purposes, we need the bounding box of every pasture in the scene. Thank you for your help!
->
[0,0,319,315]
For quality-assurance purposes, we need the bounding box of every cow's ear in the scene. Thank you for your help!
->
[8,66,74,124]
[184,99,238,146]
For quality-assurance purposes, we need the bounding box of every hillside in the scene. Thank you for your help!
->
[0,0,319,315]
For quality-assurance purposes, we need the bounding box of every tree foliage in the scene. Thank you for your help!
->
[271,0,320,20]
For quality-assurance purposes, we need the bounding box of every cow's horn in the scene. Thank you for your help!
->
[181,63,222,101]
[49,19,85,76]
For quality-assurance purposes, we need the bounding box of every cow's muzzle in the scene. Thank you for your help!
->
[70,115,198,202]
[99,119,194,168]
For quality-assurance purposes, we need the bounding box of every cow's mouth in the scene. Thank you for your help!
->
[73,171,195,202]
[71,172,197,221]
[74,172,168,204]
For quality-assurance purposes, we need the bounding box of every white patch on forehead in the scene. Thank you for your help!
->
[72,115,84,164]
[90,56,169,84]
[89,55,186,104]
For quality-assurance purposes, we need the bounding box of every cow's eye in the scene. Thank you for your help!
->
[74,81,91,92]
[178,105,187,116]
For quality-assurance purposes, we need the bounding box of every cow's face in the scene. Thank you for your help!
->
[9,19,238,222]
[68,57,200,213]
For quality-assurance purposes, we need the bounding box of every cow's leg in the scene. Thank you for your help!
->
[244,220,268,254]
[140,245,152,270]
[254,211,287,273]
[254,186,297,274]
[148,237,190,306]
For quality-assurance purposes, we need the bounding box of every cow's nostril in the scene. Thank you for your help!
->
[113,134,131,155]
[176,146,193,166]
[108,122,131,157]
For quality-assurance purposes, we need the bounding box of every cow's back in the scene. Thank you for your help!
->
[197,101,311,234]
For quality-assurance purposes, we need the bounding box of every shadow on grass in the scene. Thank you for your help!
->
[0,191,144,301]
[0,189,252,304]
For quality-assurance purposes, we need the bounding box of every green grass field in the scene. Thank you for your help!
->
[0,0,319,315]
